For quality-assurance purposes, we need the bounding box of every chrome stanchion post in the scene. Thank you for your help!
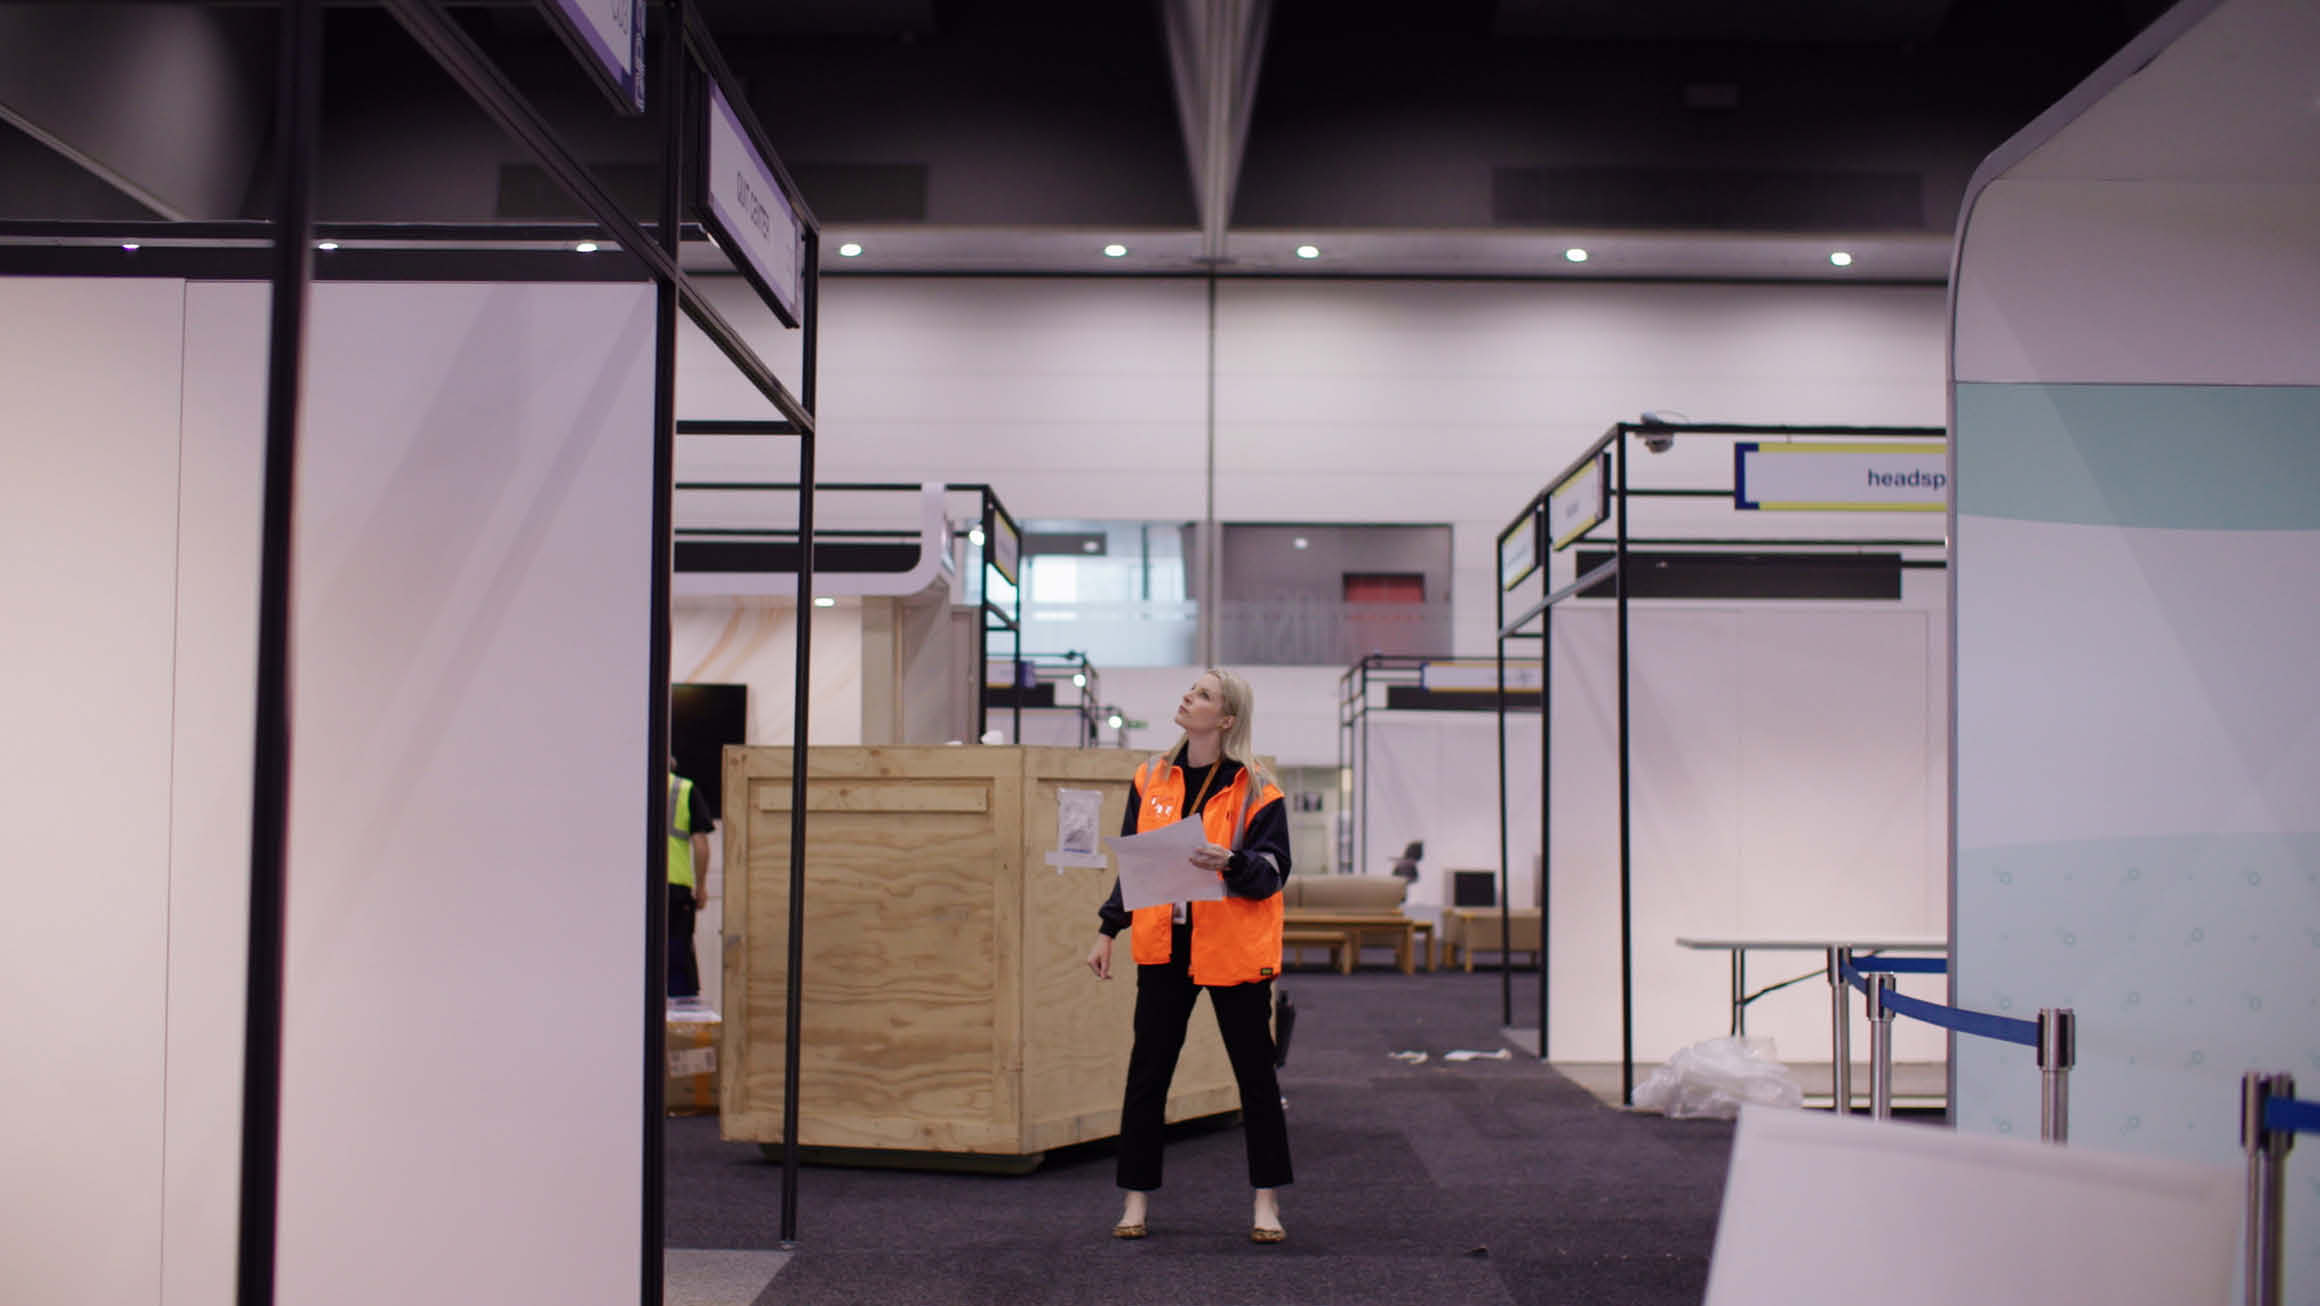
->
[1869,973,1896,1121]
[2037,1008,2074,1143]
[1732,948,1746,1037]
[2241,1071,2294,1306]
[1828,947,1853,1115]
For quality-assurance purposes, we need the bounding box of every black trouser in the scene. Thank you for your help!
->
[1117,926,1293,1192]
[667,883,700,999]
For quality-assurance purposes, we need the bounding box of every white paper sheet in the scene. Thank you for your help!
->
[1110,818,1224,911]
[1045,787,1111,869]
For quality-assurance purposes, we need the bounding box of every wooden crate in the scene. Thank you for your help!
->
[719,746,1241,1159]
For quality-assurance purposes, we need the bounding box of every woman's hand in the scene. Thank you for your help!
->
[1086,934,1114,980]
[1190,841,1233,872]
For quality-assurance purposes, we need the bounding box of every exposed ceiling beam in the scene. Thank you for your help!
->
[1163,0,1270,264]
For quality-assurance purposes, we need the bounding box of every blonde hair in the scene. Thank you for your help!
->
[1171,667,1256,765]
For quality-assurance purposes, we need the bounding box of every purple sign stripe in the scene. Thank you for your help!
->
[550,0,640,104]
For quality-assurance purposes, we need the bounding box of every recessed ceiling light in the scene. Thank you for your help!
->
[1103,243,1128,258]
[121,242,140,252]
[1293,537,1309,549]
[1082,540,1100,552]
[1564,248,1589,263]
[574,241,599,253]
[968,526,986,546]
[1107,712,1124,729]
[813,596,836,607]
[1071,673,1087,688]
[1295,244,1320,260]
[838,242,863,257]
[315,241,338,251]
[1829,250,1854,267]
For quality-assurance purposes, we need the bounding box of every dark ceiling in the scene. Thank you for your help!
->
[0,0,2177,277]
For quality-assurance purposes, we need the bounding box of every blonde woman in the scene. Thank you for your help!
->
[1086,668,1294,1244]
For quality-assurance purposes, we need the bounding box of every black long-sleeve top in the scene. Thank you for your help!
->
[1096,755,1293,937]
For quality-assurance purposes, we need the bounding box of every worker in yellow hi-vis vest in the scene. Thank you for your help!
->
[667,759,716,1000]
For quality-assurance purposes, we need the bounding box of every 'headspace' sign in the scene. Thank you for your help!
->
[1547,452,1608,549]
[704,85,804,327]
[1734,442,1947,512]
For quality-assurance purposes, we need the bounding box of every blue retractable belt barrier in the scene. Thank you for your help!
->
[1880,989,2041,1047]
[1848,956,1948,975]
[1841,962,2040,1047]
[2265,1095,2320,1136]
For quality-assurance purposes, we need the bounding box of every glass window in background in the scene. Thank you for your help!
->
[1218,524,1452,666]
[1012,521,1198,667]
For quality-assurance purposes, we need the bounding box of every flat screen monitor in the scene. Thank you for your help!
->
[670,682,747,821]
[1451,869,1497,908]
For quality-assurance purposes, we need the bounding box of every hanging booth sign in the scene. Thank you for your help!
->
[539,0,646,115]
[1548,453,1609,549]
[986,506,1021,588]
[1498,506,1539,591]
[1419,660,1544,692]
[1735,442,1948,512]
[701,84,805,328]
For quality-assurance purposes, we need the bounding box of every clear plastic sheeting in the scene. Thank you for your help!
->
[1633,1037,1803,1119]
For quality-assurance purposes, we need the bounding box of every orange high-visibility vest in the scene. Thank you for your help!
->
[1126,754,1286,985]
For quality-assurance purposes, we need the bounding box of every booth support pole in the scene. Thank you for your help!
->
[777,224,822,1250]
[2037,1008,2074,1144]
[1012,557,1023,744]
[1615,431,1634,1106]
[1867,974,1895,1120]
[236,5,319,1303]
[2241,1071,2293,1306]
[975,513,988,742]
[1360,663,1371,881]
[639,10,687,1298]
[1829,947,1853,1114]
[1495,635,1511,1024]
[1538,604,1551,1057]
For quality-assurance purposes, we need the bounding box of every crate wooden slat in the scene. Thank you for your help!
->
[719,745,1240,1160]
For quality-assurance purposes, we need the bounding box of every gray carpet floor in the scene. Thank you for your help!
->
[665,971,1735,1305]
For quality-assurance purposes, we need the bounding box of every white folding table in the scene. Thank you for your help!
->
[1677,936,1948,1111]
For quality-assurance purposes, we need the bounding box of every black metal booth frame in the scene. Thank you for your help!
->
[1493,420,1947,1107]
[0,2,827,1298]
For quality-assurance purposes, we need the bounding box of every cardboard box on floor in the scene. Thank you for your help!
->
[667,1007,720,1115]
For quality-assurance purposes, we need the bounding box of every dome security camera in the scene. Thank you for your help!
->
[1638,409,1686,454]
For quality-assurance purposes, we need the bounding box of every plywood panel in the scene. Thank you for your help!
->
[1017,749,1240,1152]
[725,745,1242,1157]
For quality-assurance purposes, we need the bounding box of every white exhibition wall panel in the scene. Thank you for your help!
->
[1954,180,2320,387]
[672,596,865,746]
[1947,6,2320,1278]
[1361,714,1540,908]
[1547,605,1946,1064]
[0,278,185,1306]
[677,277,1213,522]
[164,281,269,1306]
[1209,278,1950,655]
[258,282,659,1306]
[1952,381,2320,1280]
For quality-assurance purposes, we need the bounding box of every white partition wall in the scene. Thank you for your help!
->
[1950,0,2320,1286]
[1,275,660,1306]
[1547,599,1949,1064]
[260,281,658,1306]
[0,278,195,1306]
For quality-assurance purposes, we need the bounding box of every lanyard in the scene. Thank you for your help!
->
[1183,759,1223,821]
